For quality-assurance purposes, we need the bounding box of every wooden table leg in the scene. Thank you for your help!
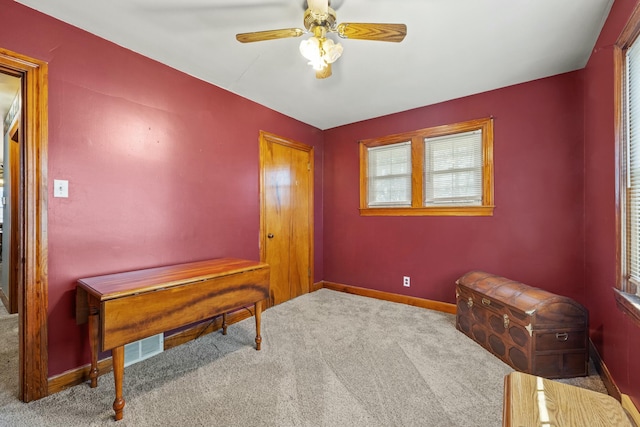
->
[222,313,228,335]
[255,300,262,351]
[111,346,126,421]
[87,302,100,388]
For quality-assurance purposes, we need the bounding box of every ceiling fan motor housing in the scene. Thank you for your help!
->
[304,8,337,33]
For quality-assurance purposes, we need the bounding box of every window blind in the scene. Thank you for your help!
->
[368,141,411,207]
[424,130,483,206]
[626,40,640,288]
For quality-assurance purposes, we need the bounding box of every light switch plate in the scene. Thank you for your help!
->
[54,179,68,198]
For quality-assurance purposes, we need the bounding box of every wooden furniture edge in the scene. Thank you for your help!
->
[502,371,634,427]
[502,374,512,426]
[48,304,259,394]
[78,258,268,302]
[318,281,457,314]
[622,394,640,427]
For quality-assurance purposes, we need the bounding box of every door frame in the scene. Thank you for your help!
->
[258,131,314,304]
[0,48,49,402]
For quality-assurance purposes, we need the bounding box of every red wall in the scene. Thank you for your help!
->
[2,0,639,407]
[584,0,640,407]
[323,73,585,305]
[0,0,323,376]
[323,0,640,406]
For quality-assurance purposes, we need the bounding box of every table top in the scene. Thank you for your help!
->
[77,258,268,301]
[503,371,632,427]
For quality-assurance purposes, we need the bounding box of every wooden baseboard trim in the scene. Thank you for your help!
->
[47,306,257,395]
[589,339,640,425]
[311,281,323,292]
[48,357,113,395]
[319,281,457,314]
[589,339,622,401]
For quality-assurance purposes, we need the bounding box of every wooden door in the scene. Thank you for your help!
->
[260,131,313,306]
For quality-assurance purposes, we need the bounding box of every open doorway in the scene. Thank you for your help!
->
[0,72,21,314]
[0,47,48,403]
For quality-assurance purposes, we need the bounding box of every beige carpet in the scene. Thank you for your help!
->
[0,289,606,426]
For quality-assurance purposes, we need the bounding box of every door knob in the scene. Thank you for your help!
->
[267,233,274,239]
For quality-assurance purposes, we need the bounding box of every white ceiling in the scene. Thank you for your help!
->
[13,0,613,130]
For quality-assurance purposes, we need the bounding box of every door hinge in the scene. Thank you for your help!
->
[307,163,311,171]
[308,268,311,278]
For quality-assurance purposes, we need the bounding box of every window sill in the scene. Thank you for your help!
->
[613,288,640,329]
[360,206,495,217]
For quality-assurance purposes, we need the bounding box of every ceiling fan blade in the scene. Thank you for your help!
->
[316,64,332,79]
[336,23,407,42]
[236,28,305,43]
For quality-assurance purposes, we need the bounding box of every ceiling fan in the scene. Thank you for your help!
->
[235,0,407,79]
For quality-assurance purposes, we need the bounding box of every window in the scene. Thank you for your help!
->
[367,141,412,207]
[359,117,494,216]
[623,39,640,297]
[615,6,640,325]
[424,130,483,206]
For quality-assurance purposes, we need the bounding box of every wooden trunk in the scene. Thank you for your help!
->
[455,271,588,378]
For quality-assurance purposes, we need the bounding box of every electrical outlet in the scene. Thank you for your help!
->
[403,276,410,287]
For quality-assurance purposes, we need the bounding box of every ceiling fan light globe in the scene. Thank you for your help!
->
[299,37,321,61]
[322,39,343,64]
[300,36,330,70]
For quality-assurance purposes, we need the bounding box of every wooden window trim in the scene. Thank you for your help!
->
[614,288,640,329]
[359,117,494,216]
[614,3,640,326]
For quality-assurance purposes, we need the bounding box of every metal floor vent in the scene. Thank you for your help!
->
[124,333,164,367]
